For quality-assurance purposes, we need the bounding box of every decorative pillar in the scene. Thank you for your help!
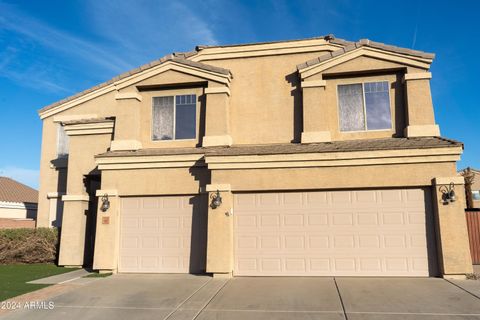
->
[300,80,331,143]
[57,119,114,267]
[110,91,143,151]
[93,189,119,273]
[205,184,233,277]
[202,86,232,147]
[403,72,440,137]
[432,176,473,278]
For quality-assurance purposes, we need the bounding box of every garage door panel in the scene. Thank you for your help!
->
[234,189,435,277]
[119,195,207,273]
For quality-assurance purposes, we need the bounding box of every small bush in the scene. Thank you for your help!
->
[0,228,59,264]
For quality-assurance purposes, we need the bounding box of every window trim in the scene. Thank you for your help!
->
[336,80,393,133]
[151,94,197,141]
[56,123,69,158]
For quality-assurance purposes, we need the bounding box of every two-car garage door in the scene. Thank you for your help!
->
[234,188,436,276]
[118,188,436,276]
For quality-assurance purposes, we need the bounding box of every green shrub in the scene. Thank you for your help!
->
[0,228,59,264]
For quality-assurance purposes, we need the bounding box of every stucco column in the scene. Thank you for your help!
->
[202,86,232,147]
[110,91,143,151]
[403,72,440,137]
[432,176,473,278]
[58,121,113,267]
[301,80,331,143]
[93,190,119,273]
[205,184,233,277]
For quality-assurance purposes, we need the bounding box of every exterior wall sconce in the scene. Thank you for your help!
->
[439,183,456,204]
[210,190,222,209]
[100,194,110,212]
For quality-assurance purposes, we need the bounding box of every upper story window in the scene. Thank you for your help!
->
[338,81,392,132]
[57,124,69,157]
[152,94,197,141]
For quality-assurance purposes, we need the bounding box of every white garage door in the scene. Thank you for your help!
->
[234,189,436,276]
[119,195,207,273]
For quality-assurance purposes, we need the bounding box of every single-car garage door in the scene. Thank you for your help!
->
[234,188,436,276]
[119,195,207,273]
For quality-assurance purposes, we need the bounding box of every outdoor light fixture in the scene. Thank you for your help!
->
[210,190,222,209]
[100,194,110,212]
[439,182,456,204]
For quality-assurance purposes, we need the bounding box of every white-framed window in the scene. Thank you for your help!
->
[473,190,480,201]
[57,124,69,157]
[152,94,197,141]
[337,81,392,132]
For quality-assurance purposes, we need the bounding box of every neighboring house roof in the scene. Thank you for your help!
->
[38,55,232,115]
[0,177,38,204]
[97,137,461,158]
[297,38,435,71]
[459,167,480,174]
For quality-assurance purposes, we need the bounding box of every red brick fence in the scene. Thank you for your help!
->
[0,218,35,229]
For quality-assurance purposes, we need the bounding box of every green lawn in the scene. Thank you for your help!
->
[0,264,75,301]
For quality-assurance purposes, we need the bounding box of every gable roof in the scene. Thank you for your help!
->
[38,55,231,116]
[0,177,38,204]
[297,38,434,71]
[39,34,435,119]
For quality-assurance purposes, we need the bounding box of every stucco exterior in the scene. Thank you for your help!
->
[36,35,472,277]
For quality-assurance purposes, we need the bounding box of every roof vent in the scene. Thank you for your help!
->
[324,34,335,41]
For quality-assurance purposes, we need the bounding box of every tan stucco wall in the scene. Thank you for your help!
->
[211,162,457,191]
[433,178,473,275]
[37,91,117,228]
[101,166,209,196]
[204,51,330,144]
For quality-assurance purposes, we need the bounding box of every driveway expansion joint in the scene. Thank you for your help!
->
[333,277,348,320]
[444,278,480,300]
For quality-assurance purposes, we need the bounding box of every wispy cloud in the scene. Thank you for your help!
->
[0,166,39,189]
[85,0,218,61]
[0,2,132,74]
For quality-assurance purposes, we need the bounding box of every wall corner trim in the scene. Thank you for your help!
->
[62,194,90,202]
[301,80,327,88]
[95,189,119,197]
[47,192,65,199]
[433,176,465,186]
[404,124,440,137]
[301,131,332,143]
[204,87,231,96]
[206,184,232,192]
[202,135,233,147]
[115,92,142,101]
[403,72,432,82]
[110,140,142,151]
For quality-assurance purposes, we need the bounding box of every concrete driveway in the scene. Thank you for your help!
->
[2,274,480,320]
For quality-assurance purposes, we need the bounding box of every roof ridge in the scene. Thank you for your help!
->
[38,54,231,115]
[297,38,435,70]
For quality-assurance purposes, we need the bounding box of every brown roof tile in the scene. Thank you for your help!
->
[297,38,435,70]
[38,56,231,115]
[0,177,38,204]
[96,137,461,158]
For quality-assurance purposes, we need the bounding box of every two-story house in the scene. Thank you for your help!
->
[36,35,472,278]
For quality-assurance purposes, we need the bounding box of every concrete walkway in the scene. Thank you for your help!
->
[2,275,480,319]
[27,269,90,285]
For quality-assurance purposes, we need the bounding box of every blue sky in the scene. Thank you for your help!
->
[0,0,478,188]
